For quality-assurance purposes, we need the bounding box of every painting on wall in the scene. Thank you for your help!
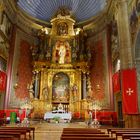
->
[52,72,70,102]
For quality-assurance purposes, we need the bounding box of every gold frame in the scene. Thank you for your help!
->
[39,65,82,112]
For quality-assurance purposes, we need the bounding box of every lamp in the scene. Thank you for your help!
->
[20,98,33,126]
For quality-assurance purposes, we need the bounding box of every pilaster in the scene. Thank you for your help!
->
[117,0,133,69]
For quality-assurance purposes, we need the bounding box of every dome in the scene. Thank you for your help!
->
[17,0,107,25]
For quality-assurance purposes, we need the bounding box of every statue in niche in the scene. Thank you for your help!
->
[53,41,71,64]
[27,81,34,99]
[59,44,66,64]
[42,86,49,100]
[71,84,78,101]
[57,22,68,36]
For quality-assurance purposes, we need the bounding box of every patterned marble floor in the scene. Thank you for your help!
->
[34,121,88,140]
[29,120,121,140]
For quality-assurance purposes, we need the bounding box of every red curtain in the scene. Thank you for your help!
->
[112,71,121,93]
[0,70,6,92]
[121,68,138,114]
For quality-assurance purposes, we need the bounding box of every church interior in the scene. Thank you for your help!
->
[0,0,140,140]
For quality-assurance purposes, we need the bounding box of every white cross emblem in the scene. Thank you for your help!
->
[126,88,134,96]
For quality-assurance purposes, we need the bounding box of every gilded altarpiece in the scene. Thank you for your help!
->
[30,10,87,118]
[40,67,81,110]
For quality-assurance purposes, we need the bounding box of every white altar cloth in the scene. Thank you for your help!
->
[44,110,72,120]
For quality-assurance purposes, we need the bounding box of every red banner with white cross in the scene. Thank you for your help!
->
[121,68,138,114]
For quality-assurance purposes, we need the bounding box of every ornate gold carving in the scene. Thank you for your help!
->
[30,7,90,117]
[0,2,4,12]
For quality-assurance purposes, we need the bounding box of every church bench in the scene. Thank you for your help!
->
[63,128,100,131]
[62,131,105,134]
[0,132,21,140]
[63,128,103,133]
[110,129,140,137]
[0,127,35,140]
[61,136,116,140]
[130,137,140,140]
[0,135,18,140]
[115,132,140,140]
[61,134,109,137]
[0,130,27,140]
[63,130,102,133]
[122,134,140,140]
[107,128,140,135]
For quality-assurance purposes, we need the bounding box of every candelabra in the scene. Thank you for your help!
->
[20,98,33,126]
[86,83,102,127]
[91,100,101,126]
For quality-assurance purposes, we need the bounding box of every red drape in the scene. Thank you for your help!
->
[0,70,6,92]
[112,71,121,93]
[121,68,138,114]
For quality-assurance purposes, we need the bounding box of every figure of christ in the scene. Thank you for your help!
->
[59,44,66,64]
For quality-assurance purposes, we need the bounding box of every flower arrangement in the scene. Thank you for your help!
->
[52,116,60,123]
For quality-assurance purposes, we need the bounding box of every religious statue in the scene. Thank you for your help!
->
[57,22,68,36]
[53,40,71,63]
[42,86,49,100]
[59,44,66,64]
[27,81,34,99]
[71,84,78,101]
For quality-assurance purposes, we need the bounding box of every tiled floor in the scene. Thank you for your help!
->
[34,121,88,140]
[32,121,114,140]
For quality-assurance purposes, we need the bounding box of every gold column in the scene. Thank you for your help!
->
[0,2,4,24]
[117,0,134,69]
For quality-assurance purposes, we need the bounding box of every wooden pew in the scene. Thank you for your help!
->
[116,132,140,140]
[61,134,110,137]
[107,128,140,135]
[63,128,101,133]
[62,131,105,134]
[0,135,17,140]
[61,137,116,140]
[0,132,21,140]
[21,127,35,140]
[0,129,27,139]
[110,129,140,137]
[122,134,140,140]
[0,126,35,140]
[61,128,114,140]
[130,138,140,140]
[63,128,100,131]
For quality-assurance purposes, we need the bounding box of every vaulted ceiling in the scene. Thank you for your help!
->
[17,0,107,25]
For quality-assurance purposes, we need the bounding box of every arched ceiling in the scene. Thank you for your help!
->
[17,0,107,25]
